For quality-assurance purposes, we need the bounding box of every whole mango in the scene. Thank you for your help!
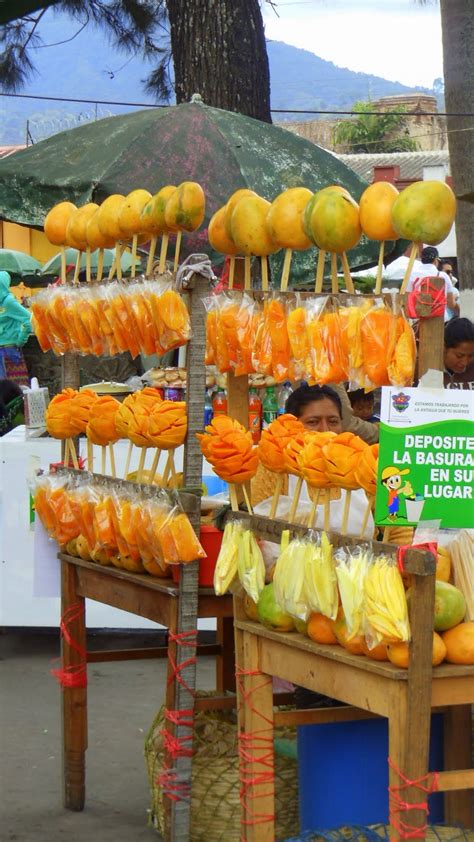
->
[391,180,456,245]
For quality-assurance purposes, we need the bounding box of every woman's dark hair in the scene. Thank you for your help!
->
[444,317,474,348]
[348,388,373,407]
[285,384,342,419]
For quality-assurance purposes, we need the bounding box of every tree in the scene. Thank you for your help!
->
[334,101,419,154]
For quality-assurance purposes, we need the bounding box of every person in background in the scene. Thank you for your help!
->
[0,379,25,435]
[347,388,380,423]
[440,260,461,320]
[0,271,33,386]
[444,317,474,390]
[406,246,458,322]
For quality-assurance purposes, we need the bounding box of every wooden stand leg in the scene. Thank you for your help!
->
[61,560,87,811]
[216,616,236,693]
[443,705,473,827]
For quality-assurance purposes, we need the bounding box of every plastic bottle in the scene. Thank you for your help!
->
[212,387,228,417]
[278,381,293,415]
[262,386,278,428]
[248,387,262,443]
[204,390,214,426]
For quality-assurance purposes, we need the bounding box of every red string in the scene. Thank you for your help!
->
[388,757,439,839]
[236,666,275,831]
[166,629,197,697]
[156,769,191,803]
[51,602,87,689]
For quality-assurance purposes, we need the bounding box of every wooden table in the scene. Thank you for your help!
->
[59,552,234,814]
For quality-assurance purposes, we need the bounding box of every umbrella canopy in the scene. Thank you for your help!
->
[0,101,405,282]
[41,247,137,275]
[0,248,42,274]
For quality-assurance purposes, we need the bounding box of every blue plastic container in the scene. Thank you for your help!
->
[297,715,444,830]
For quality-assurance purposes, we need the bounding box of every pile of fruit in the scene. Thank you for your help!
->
[34,472,205,575]
[31,280,191,357]
[204,292,416,387]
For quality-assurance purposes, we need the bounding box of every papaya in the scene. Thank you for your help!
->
[119,189,152,237]
[164,181,205,232]
[140,185,176,235]
[97,194,127,242]
[266,187,313,250]
[44,201,77,246]
[257,583,295,632]
[442,622,474,665]
[359,181,399,241]
[391,180,456,245]
[387,632,447,668]
[230,195,280,256]
[309,191,361,253]
[208,205,240,255]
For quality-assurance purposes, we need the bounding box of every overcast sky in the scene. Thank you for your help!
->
[262,0,443,88]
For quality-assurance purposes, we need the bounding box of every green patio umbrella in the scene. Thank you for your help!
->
[41,247,137,275]
[0,100,406,283]
[0,248,42,274]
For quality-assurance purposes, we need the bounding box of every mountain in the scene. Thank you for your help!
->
[1,12,435,145]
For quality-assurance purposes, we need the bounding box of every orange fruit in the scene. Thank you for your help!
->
[361,640,389,661]
[436,547,451,582]
[387,632,447,669]
[307,612,338,645]
[442,622,474,665]
[330,608,365,655]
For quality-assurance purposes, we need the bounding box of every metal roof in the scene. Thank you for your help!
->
[337,150,450,182]
[0,146,26,160]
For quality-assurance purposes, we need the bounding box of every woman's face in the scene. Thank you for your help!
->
[298,398,343,433]
[444,341,474,374]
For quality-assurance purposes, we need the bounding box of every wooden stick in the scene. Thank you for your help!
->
[280,248,292,291]
[169,449,177,481]
[60,246,67,284]
[148,448,161,484]
[324,495,330,532]
[359,494,374,538]
[261,255,269,291]
[73,251,82,285]
[124,440,133,479]
[330,252,339,294]
[137,447,147,483]
[242,484,253,514]
[173,231,182,272]
[158,233,169,273]
[87,439,94,472]
[341,489,351,536]
[374,241,385,294]
[229,483,239,512]
[269,473,284,519]
[315,249,326,293]
[115,241,123,281]
[108,443,116,478]
[400,242,418,294]
[340,252,355,293]
[288,476,303,523]
[130,235,138,278]
[228,256,235,290]
[244,255,251,290]
[101,445,106,475]
[307,488,321,528]
[97,248,104,282]
[162,452,172,486]
[107,251,117,280]
[383,526,390,543]
[146,235,158,277]
[69,439,80,470]
[85,248,92,283]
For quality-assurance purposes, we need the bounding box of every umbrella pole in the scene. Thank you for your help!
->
[86,248,92,283]
[280,247,292,291]
[158,234,169,274]
[228,256,235,290]
[60,246,67,284]
[146,235,158,277]
[330,252,339,294]
[130,235,138,279]
[341,252,354,293]
[315,249,326,293]
[261,255,269,291]
[400,242,418,294]
[173,231,182,272]
[244,255,251,290]
[374,241,385,295]
[73,251,82,285]
[97,249,104,282]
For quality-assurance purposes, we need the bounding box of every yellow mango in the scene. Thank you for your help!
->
[44,201,77,245]
[141,185,176,234]
[224,188,258,238]
[266,187,313,250]
[310,191,361,253]
[97,194,127,241]
[67,203,100,250]
[86,209,115,250]
[391,180,456,245]
[359,181,399,241]
[208,206,240,255]
[164,181,205,232]
[119,189,152,237]
[230,195,280,256]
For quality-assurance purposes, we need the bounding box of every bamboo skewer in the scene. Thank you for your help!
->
[108,252,117,280]
[242,485,253,514]
[137,447,147,483]
[340,490,352,536]
[288,476,303,523]
[229,484,239,512]
[173,231,182,272]
[97,248,104,282]
[66,438,79,470]
[124,441,133,479]
[280,248,292,291]
[115,241,123,281]
[307,489,320,528]
[87,440,94,472]
[228,256,235,290]
[400,242,418,294]
[269,473,284,519]
[261,256,269,291]
[73,252,82,284]
[340,252,355,293]
[85,248,92,283]
[374,241,385,294]
[60,246,67,284]
[244,256,251,290]
[330,253,339,294]
[359,494,374,538]
[109,444,116,478]
[315,249,326,293]
[324,496,330,532]
[148,448,161,484]
[130,235,138,278]
[101,446,106,475]
[158,234,169,274]
[162,452,172,486]
[146,235,158,277]
[168,450,177,482]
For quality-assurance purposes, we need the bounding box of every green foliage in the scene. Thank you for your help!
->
[334,100,419,153]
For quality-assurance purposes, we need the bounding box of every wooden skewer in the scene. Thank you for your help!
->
[400,242,418,294]
[69,439,80,470]
[288,476,303,523]
[374,241,385,295]
[137,447,147,483]
[173,231,182,271]
[146,235,158,277]
[60,246,67,284]
[109,443,116,478]
[307,488,320,528]
[229,484,239,512]
[87,439,94,472]
[383,527,390,543]
[242,484,253,514]
[330,252,339,294]
[228,256,235,290]
[85,248,92,283]
[280,248,292,291]
[261,255,269,291]
[315,249,326,293]
[162,452,172,486]
[269,473,284,519]
[168,450,177,482]
[340,252,355,293]
[108,251,117,280]
[101,445,106,475]
[158,233,169,274]
[73,251,82,285]
[115,241,123,281]
[244,256,251,290]
[97,248,104,282]
[130,235,138,278]
[340,489,352,536]
[324,496,330,532]
[124,441,133,479]
[148,448,161,484]
[359,494,374,538]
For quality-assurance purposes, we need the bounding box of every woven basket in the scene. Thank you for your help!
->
[145,693,299,841]
[283,825,474,842]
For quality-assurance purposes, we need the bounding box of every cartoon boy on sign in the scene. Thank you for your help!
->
[381,466,414,522]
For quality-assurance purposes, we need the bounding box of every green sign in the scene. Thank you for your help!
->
[375,387,474,528]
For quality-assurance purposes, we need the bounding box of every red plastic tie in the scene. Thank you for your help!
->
[235,666,275,829]
[388,757,439,839]
[397,542,437,574]
[406,278,446,319]
[51,602,87,689]
[156,769,191,803]
[166,629,198,697]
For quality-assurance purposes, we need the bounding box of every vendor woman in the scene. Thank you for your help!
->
[444,317,474,390]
